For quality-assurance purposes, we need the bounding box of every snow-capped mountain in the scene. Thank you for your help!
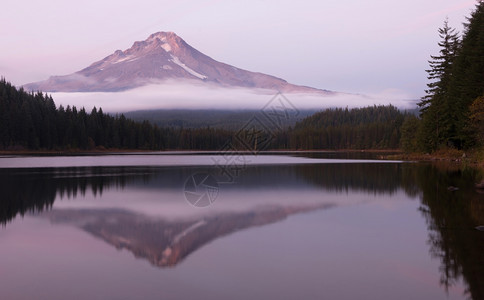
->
[24,31,333,94]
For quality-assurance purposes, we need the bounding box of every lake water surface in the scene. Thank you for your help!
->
[0,153,483,300]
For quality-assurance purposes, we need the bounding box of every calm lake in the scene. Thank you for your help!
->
[0,153,483,300]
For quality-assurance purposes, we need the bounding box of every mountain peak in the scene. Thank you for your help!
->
[146,31,179,49]
[148,31,178,40]
[24,31,333,95]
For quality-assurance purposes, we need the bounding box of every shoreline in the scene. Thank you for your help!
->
[1,148,482,168]
[383,149,484,168]
[0,148,403,155]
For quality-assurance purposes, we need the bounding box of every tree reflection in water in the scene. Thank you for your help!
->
[0,162,483,299]
[411,163,484,300]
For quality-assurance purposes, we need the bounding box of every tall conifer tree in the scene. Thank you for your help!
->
[418,19,459,151]
[446,1,484,148]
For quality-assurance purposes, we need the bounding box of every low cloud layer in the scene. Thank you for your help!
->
[51,82,418,113]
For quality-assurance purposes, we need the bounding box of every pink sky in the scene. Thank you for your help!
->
[0,0,477,98]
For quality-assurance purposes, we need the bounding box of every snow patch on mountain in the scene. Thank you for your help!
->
[112,55,139,64]
[169,55,207,80]
[161,43,171,52]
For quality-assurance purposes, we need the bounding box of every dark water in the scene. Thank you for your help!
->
[0,154,483,300]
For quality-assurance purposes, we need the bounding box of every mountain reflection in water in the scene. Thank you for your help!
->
[0,160,483,299]
[43,203,333,267]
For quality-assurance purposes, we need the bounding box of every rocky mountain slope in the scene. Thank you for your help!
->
[24,31,333,94]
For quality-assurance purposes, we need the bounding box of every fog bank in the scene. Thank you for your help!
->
[51,83,418,113]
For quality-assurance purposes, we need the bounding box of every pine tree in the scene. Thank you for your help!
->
[418,19,460,151]
[400,115,420,152]
[446,1,484,148]
[469,95,484,144]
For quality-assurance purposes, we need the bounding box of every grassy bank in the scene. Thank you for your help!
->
[385,148,484,168]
